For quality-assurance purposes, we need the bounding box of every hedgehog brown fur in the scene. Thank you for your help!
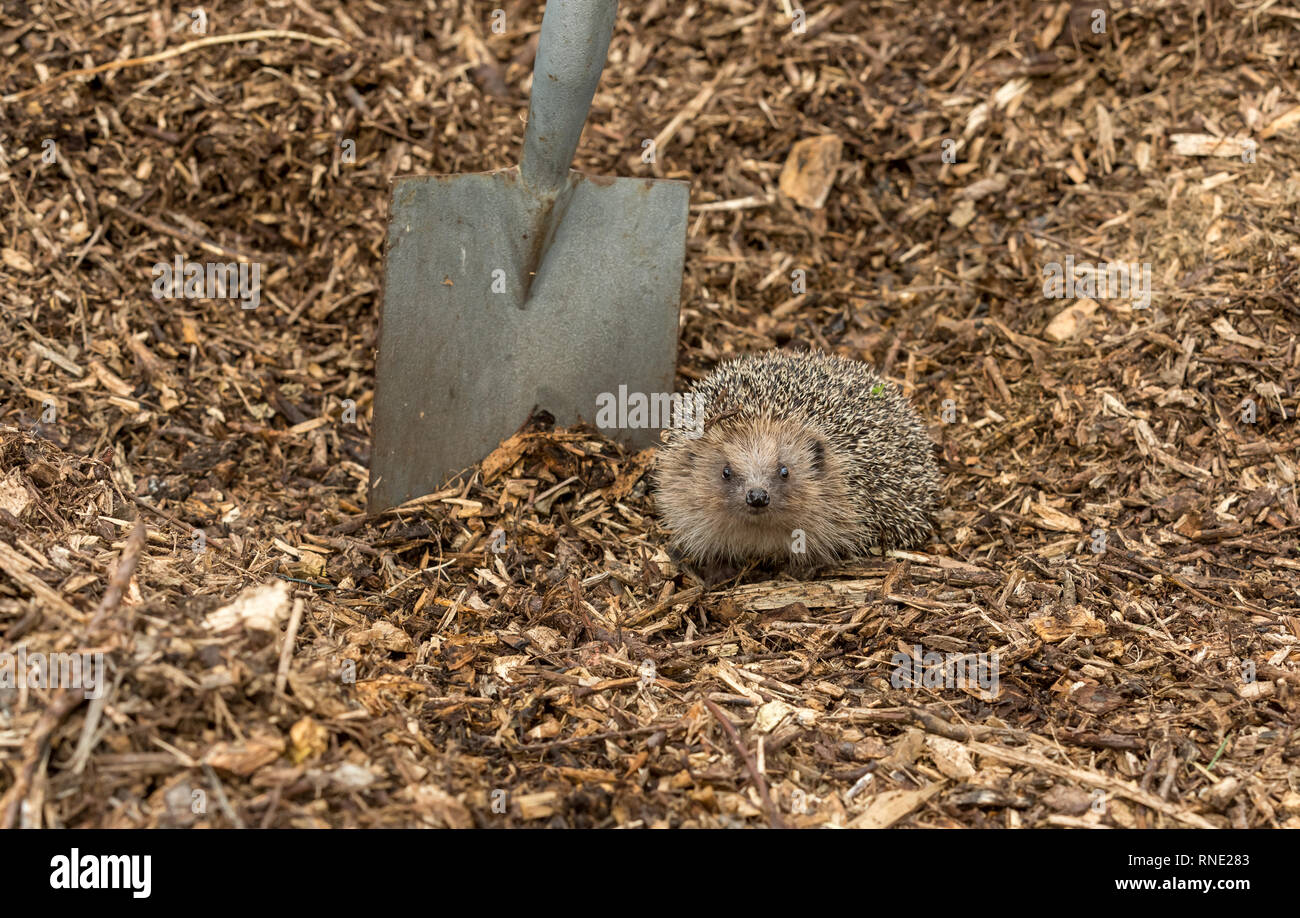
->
[654,349,940,566]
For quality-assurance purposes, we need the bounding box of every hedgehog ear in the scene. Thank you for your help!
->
[809,437,826,475]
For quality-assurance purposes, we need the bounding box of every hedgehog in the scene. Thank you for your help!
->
[653,349,940,568]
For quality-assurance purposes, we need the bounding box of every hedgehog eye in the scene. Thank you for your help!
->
[779,465,789,479]
[722,465,732,480]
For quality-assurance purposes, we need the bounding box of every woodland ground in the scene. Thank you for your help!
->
[1,0,1298,828]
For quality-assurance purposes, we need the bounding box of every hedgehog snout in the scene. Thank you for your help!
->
[745,488,769,508]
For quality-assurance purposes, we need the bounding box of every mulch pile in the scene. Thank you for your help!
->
[1,0,1298,827]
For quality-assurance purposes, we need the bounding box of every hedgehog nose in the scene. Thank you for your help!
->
[745,488,769,508]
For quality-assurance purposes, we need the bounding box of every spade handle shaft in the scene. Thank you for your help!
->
[520,0,618,195]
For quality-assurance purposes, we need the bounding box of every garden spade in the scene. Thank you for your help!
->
[369,0,689,510]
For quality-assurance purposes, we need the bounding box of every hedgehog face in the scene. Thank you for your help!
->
[720,440,792,516]
[656,412,864,563]
[690,417,827,528]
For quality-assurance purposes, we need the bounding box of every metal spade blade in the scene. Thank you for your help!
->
[369,0,689,510]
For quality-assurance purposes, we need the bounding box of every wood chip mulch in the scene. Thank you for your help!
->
[1,1,1298,828]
